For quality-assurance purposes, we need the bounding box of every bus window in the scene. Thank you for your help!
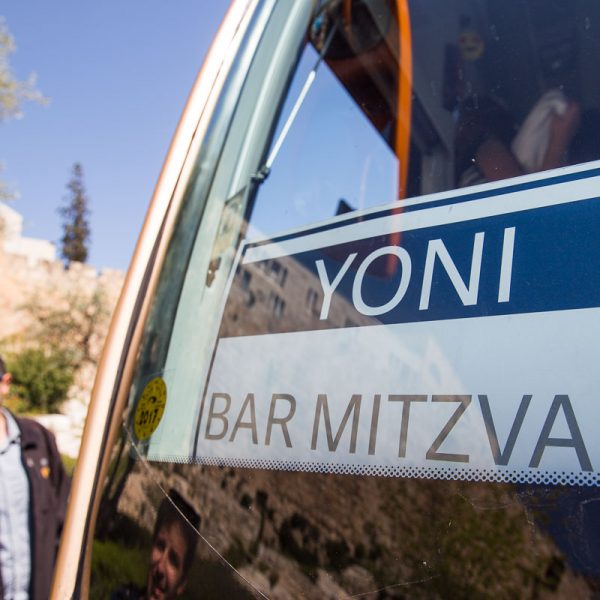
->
[57,1,600,598]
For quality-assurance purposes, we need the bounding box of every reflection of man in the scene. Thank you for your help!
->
[0,356,70,599]
[113,490,199,600]
[146,491,199,600]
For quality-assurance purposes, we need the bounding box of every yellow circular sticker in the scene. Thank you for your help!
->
[134,377,167,441]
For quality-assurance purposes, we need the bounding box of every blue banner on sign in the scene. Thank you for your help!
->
[222,196,600,337]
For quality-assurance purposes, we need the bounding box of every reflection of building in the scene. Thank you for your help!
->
[218,252,464,393]
[220,255,375,337]
[0,201,56,263]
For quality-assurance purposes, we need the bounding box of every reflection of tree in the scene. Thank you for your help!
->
[96,431,135,539]
[358,479,586,598]
[251,490,268,555]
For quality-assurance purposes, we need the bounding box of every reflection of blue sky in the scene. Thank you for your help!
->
[248,45,398,240]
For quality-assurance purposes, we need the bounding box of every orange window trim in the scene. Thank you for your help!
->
[386,0,412,275]
[396,0,413,199]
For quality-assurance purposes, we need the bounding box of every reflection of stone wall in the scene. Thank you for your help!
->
[115,458,592,599]
[106,238,596,598]
[221,255,374,338]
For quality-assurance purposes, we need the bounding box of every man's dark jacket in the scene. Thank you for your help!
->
[0,415,70,600]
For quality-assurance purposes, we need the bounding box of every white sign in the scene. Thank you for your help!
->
[148,164,600,486]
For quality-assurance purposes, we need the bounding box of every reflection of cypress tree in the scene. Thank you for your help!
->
[59,162,91,265]
[372,478,565,598]
[251,490,268,555]
[96,431,134,539]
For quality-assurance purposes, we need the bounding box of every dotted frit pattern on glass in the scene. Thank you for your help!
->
[143,451,599,487]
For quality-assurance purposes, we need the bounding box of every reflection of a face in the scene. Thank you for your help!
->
[146,522,189,600]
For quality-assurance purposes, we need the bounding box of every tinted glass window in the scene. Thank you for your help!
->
[92,1,600,598]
